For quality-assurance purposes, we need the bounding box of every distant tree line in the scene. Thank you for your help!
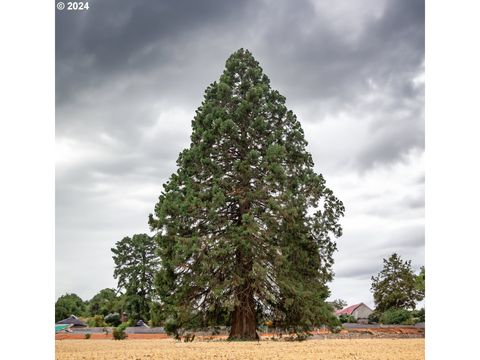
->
[55,234,161,327]
[55,290,122,326]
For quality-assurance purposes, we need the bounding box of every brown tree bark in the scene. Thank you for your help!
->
[228,198,259,340]
[228,284,258,340]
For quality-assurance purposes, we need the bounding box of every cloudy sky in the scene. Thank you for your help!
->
[56,0,424,308]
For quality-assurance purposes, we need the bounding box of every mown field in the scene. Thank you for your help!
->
[56,338,424,360]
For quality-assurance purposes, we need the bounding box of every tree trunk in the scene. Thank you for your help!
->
[228,284,258,340]
[229,196,258,340]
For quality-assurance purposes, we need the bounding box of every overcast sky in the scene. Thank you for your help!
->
[56,0,424,309]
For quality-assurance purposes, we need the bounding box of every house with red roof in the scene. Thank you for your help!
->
[335,303,373,322]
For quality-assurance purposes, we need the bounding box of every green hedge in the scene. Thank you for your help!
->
[338,314,356,323]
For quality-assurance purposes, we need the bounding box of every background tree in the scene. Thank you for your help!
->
[87,288,119,317]
[149,49,344,340]
[104,313,122,327]
[371,253,423,312]
[329,299,348,310]
[149,302,164,327]
[55,293,86,322]
[111,234,159,323]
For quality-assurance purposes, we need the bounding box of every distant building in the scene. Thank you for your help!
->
[56,315,87,327]
[135,320,149,328]
[335,303,373,322]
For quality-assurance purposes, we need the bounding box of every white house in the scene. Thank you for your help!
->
[335,303,373,322]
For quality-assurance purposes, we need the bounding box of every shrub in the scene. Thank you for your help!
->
[295,332,312,341]
[402,317,416,325]
[84,333,91,339]
[87,315,107,327]
[338,314,356,323]
[112,323,128,340]
[380,308,412,325]
[329,325,342,334]
[411,308,425,323]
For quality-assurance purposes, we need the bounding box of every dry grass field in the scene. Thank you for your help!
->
[56,338,424,360]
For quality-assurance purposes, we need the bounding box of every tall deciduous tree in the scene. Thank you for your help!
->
[111,234,159,322]
[149,49,344,340]
[371,253,423,312]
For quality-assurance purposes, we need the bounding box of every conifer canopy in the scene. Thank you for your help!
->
[149,49,345,339]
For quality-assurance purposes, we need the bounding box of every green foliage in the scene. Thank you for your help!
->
[86,315,107,327]
[412,308,425,323]
[338,314,356,323]
[402,317,416,325]
[87,288,119,317]
[149,48,344,338]
[328,316,342,329]
[55,293,87,322]
[123,292,151,325]
[330,299,347,310]
[329,325,342,334]
[149,302,164,327]
[371,254,423,312]
[126,318,137,327]
[111,234,159,323]
[84,333,91,339]
[164,318,179,337]
[112,323,128,340]
[368,311,381,323]
[415,266,425,299]
[380,308,412,325]
[104,313,121,327]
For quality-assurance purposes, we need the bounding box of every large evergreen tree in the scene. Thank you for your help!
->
[149,49,344,340]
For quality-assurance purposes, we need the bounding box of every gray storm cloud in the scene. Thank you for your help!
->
[56,0,424,308]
